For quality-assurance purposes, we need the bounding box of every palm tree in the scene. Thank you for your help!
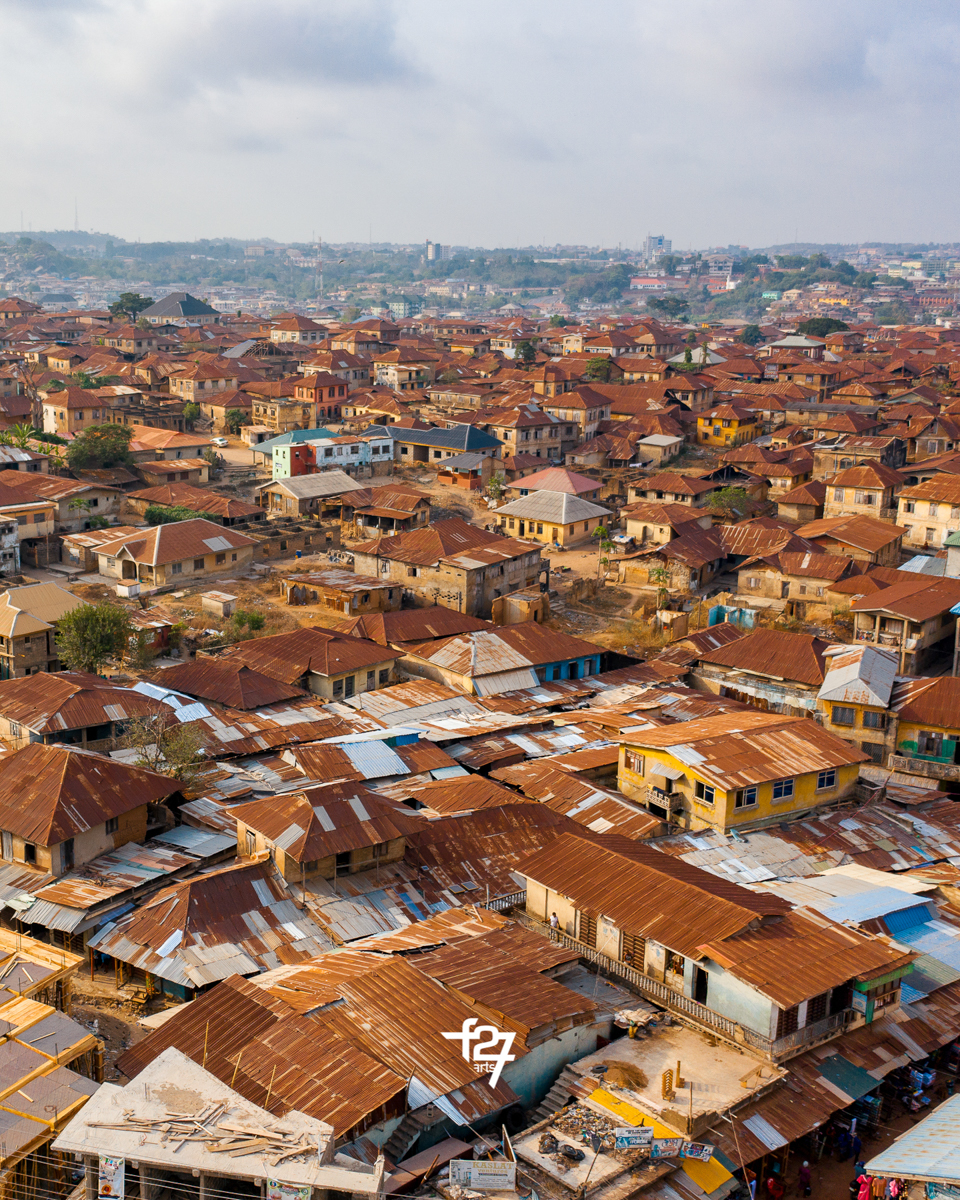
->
[8,424,35,449]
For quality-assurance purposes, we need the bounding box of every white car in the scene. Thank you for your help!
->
[210,437,229,448]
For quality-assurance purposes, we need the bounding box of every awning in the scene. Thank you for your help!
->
[653,763,686,781]
[816,1054,882,1103]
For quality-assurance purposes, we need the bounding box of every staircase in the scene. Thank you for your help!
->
[383,1110,431,1162]
[532,1065,585,1123]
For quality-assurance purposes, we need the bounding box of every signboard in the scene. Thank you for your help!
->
[851,991,869,1015]
[98,1156,125,1199]
[615,1126,654,1149]
[449,1159,517,1190]
[650,1138,684,1160]
[266,1184,310,1200]
[682,1142,715,1162]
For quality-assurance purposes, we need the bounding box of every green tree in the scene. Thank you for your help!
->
[487,471,506,501]
[182,402,201,427]
[122,710,206,784]
[854,272,878,289]
[548,315,568,327]
[585,356,611,382]
[342,305,362,322]
[7,423,36,449]
[225,409,250,435]
[66,424,135,472]
[658,255,683,276]
[740,324,763,346]
[873,300,913,324]
[797,317,849,337]
[56,603,132,673]
[126,630,157,672]
[515,340,537,364]
[707,486,755,518]
[68,497,92,522]
[109,292,154,321]
[145,504,217,525]
[646,295,689,320]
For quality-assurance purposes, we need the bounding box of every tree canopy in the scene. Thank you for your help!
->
[65,424,135,472]
[108,292,154,321]
[55,603,131,674]
[646,295,689,319]
[796,317,850,337]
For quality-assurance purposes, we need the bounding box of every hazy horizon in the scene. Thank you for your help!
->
[3,0,960,248]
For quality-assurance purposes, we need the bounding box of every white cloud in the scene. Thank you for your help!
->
[1,0,958,245]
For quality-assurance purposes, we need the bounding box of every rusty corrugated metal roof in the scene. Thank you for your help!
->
[152,661,306,710]
[223,627,402,685]
[0,671,165,735]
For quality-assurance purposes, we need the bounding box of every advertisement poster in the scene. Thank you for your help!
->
[615,1126,654,1149]
[98,1156,125,1198]
[682,1142,715,1162]
[650,1138,684,1160]
[266,1182,310,1200]
[449,1159,517,1190]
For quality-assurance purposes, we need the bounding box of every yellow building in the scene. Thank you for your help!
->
[618,710,866,832]
[815,644,898,765]
[696,404,760,447]
[889,676,960,783]
[496,489,612,547]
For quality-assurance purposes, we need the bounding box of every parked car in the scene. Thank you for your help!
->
[210,437,229,447]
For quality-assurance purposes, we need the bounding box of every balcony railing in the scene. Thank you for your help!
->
[890,754,960,781]
[516,912,854,1061]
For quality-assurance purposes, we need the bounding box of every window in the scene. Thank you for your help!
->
[379,668,390,685]
[832,705,856,726]
[929,503,939,517]
[862,710,886,730]
[834,487,844,502]
[735,787,757,809]
[904,501,915,513]
[748,576,760,588]
[23,841,36,865]
[798,584,807,595]
[231,552,237,561]
[695,780,715,805]
[193,558,204,571]
[171,561,182,575]
[817,768,837,790]
[772,777,794,800]
[624,750,644,775]
[344,675,356,698]
[864,742,886,763]
[332,678,344,698]
[106,816,119,834]
[926,528,936,543]
[537,523,544,534]
[215,553,226,565]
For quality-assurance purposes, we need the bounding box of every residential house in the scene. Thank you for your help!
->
[691,627,834,715]
[301,348,371,388]
[268,314,326,345]
[812,435,907,479]
[540,386,612,450]
[0,671,166,751]
[519,832,909,1060]
[897,475,960,552]
[889,676,960,783]
[136,458,211,488]
[351,517,544,618]
[0,472,122,533]
[281,568,402,617]
[696,404,760,448]
[434,450,499,490]
[495,491,611,547]
[619,501,712,545]
[291,372,349,422]
[850,576,960,674]
[477,404,563,459]
[822,464,902,521]
[0,582,87,678]
[737,550,856,620]
[125,483,264,526]
[371,348,436,391]
[400,624,604,695]
[257,469,366,518]
[282,431,395,479]
[40,386,111,437]
[150,658,307,709]
[60,526,143,572]
[94,519,258,587]
[221,626,402,700]
[240,381,313,433]
[0,743,179,876]
[341,389,411,427]
[794,515,906,566]
[0,498,56,567]
[617,526,725,593]
[816,644,899,766]
[127,425,213,461]
[166,364,239,404]
[628,472,725,508]
[618,709,866,832]
[234,782,420,882]
[776,480,826,523]
[387,423,502,464]
[505,466,603,503]
[140,292,219,326]
[340,484,431,536]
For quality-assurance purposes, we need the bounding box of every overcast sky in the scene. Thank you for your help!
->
[3,0,960,249]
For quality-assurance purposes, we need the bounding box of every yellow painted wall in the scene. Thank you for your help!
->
[618,744,860,833]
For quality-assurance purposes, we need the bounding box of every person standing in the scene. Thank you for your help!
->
[797,1162,811,1197]
[550,912,559,930]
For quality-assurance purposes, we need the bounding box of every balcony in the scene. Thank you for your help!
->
[890,754,960,782]
[515,913,854,1062]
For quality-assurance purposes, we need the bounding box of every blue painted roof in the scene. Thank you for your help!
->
[384,425,502,451]
[865,1093,960,1182]
[816,888,935,925]
[893,922,960,973]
